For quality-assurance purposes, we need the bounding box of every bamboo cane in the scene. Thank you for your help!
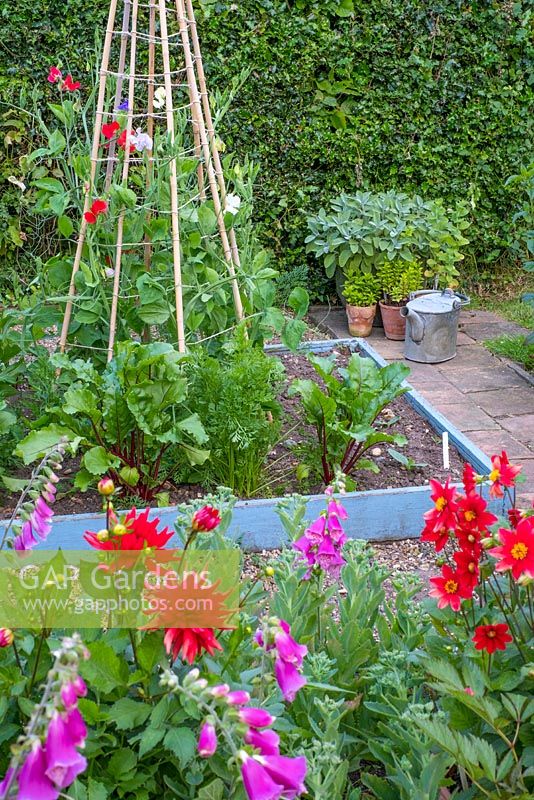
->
[175,0,243,322]
[184,0,240,266]
[105,0,131,190]
[107,0,140,361]
[143,1,156,275]
[159,0,186,352]
[58,0,119,355]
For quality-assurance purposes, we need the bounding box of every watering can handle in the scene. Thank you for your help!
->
[408,289,471,306]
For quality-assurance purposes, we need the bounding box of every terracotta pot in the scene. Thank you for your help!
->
[345,303,377,337]
[379,300,406,340]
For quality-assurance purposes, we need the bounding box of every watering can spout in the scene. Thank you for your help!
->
[400,306,424,343]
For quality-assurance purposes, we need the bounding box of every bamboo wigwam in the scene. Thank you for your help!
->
[58,0,244,359]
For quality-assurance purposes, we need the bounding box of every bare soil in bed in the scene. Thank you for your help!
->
[0,345,463,518]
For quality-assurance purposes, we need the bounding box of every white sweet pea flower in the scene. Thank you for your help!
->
[131,128,153,152]
[153,86,166,110]
[224,193,241,216]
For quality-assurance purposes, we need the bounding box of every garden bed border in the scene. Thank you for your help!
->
[0,338,504,551]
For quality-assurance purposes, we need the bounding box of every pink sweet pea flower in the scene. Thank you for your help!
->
[274,659,307,702]
[197,721,217,757]
[18,741,59,800]
[47,67,62,84]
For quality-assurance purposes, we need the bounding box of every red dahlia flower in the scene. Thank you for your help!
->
[488,517,534,580]
[453,549,480,591]
[163,627,222,664]
[0,628,13,648]
[457,493,497,532]
[462,463,478,496]
[421,521,450,552]
[62,74,81,92]
[472,623,513,654]
[456,527,482,556]
[102,121,121,139]
[429,564,470,611]
[489,450,522,499]
[191,505,221,533]
[424,479,458,532]
[84,507,173,550]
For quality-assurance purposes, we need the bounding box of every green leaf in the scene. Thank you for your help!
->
[138,726,165,757]
[281,318,307,350]
[197,204,218,234]
[163,727,196,767]
[177,413,208,444]
[88,779,108,800]
[108,748,137,778]
[48,129,66,154]
[15,424,76,464]
[287,286,309,318]
[83,446,121,476]
[58,215,74,237]
[108,698,152,730]
[198,779,224,800]
[32,177,64,193]
[136,633,165,672]
[119,466,140,486]
[80,641,129,695]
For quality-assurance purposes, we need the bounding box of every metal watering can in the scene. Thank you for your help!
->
[400,289,470,363]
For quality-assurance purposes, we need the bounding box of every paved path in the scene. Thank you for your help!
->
[308,306,534,506]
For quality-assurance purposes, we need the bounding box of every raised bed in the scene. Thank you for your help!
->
[0,338,505,551]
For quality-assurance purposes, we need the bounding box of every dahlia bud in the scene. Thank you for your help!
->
[191,505,221,533]
[96,529,109,542]
[112,524,127,537]
[97,478,115,496]
[517,574,533,587]
[264,566,275,577]
[0,629,14,648]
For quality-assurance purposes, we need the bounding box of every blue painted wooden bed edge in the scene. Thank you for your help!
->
[1,338,501,551]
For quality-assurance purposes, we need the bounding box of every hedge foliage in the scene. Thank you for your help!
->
[0,0,532,297]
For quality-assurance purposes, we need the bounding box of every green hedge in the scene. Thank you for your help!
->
[1,0,532,297]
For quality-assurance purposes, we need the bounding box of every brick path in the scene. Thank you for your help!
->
[308,306,534,505]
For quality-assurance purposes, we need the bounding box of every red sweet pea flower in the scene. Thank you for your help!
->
[457,493,497,533]
[421,521,450,552]
[84,507,173,550]
[453,549,480,591]
[164,627,223,663]
[429,564,470,611]
[424,479,458,532]
[62,74,81,91]
[488,517,534,580]
[472,623,513,654]
[48,66,62,83]
[102,121,121,140]
[489,450,522,499]
[118,128,135,152]
[462,463,477,496]
[84,198,108,225]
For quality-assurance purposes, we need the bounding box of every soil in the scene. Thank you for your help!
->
[0,345,463,520]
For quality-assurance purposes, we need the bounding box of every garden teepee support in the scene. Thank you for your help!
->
[184,0,240,268]
[58,0,245,360]
[58,0,119,357]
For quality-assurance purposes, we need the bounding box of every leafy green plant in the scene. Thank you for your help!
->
[289,352,410,484]
[15,341,209,501]
[188,327,285,496]
[342,272,380,307]
[306,191,470,288]
[505,161,534,274]
[485,334,534,373]
[377,260,423,305]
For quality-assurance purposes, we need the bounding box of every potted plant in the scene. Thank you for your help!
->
[377,260,423,340]
[342,272,380,337]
